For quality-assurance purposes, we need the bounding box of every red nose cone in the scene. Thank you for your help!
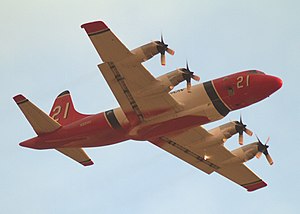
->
[274,76,283,90]
[268,75,283,94]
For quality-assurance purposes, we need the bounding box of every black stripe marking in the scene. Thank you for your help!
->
[58,90,70,97]
[17,99,29,105]
[80,159,92,164]
[105,110,122,130]
[88,28,110,36]
[242,179,263,187]
[203,81,230,117]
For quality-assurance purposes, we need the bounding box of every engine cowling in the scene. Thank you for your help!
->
[156,69,187,92]
[196,121,251,150]
[131,42,160,63]
[209,122,239,141]
[192,122,239,149]
[231,143,259,163]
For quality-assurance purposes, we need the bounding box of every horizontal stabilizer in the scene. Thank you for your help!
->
[14,94,61,135]
[56,148,94,166]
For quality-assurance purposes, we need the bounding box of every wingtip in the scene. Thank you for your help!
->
[245,180,267,192]
[81,21,108,35]
[81,159,94,167]
[13,94,28,104]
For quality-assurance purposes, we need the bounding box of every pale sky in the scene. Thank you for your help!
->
[1,0,299,213]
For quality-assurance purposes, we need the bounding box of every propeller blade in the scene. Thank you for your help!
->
[265,136,270,144]
[156,34,174,66]
[186,82,192,93]
[192,74,201,81]
[256,135,273,165]
[240,114,243,124]
[180,62,199,93]
[235,114,252,145]
[256,134,261,143]
[187,82,192,93]
[239,134,244,145]
[186,61,190,71]
[166,48,175,55]
[161,54,166,66]
[256,152,263,159]
[245,128,253,136]
[265,153,274,165]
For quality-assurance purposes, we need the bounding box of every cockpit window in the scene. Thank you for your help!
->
[246,70,265,75]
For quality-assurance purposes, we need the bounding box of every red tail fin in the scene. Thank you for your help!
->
[49,91,88,125]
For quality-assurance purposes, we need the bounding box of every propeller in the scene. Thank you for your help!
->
[155,35,175,66]
[234,115,253,145]
[255,136,274,165]
[179,62,200,93]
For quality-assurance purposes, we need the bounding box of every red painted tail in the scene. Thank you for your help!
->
[49,91,89,125]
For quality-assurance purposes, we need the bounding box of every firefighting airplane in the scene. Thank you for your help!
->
[14,21,282,192]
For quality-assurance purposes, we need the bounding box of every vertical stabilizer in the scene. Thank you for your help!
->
[49,90,88,125]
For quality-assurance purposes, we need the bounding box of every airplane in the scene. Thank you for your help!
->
[14,20,282,192]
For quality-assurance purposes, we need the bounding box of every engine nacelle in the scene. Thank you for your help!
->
[208,121,239,142]
[192,122,239,150]
[156,69,186,92]
[231,143,259,163]
[131,42,160,63]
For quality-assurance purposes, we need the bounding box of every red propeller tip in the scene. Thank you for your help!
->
[193,75,201,81]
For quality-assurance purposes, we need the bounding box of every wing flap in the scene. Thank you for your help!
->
[98,61,183,124]
[98,62,144,123]
[56,148,94,166]
[151,139,215,174]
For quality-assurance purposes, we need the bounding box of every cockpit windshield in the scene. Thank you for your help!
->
[246,70,265,75]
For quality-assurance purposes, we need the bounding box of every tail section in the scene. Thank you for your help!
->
[49,90,88,126]
[14,94,61,135]
[15,92,95,166]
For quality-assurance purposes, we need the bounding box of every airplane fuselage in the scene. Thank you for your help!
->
[20,70,282,149]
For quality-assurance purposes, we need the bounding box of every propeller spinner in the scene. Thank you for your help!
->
[235,115,253,145]
[255,136,274,165]
[155,35,175,66]
[179,62,200,93]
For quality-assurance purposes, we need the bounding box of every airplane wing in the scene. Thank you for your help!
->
[56,148,94,166]
[81,21,183,124]
[150,126,267,191]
